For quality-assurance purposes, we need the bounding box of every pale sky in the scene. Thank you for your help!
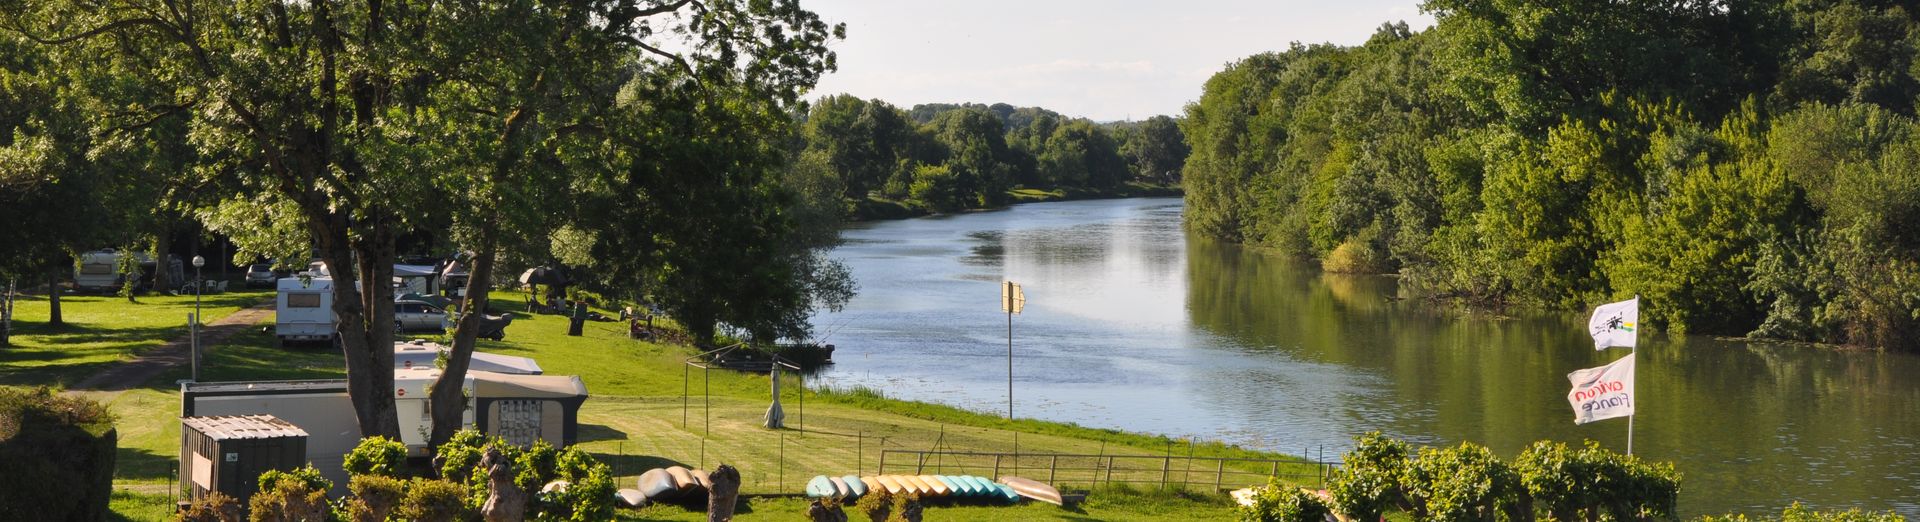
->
[805,1,1435,122]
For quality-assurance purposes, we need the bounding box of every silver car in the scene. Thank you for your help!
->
[245,264,278,288]
[394,300,451,333]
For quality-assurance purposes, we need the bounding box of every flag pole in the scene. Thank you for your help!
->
[1628,294,1639,456]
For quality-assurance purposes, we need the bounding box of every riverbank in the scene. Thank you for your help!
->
[849,181,1181,221]
[0,290,1302,520]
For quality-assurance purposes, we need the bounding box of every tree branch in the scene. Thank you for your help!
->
[3,16,182,45]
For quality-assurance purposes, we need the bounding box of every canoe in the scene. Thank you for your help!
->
[963,476,995,496]
[666,467,699,493]
[871,475,905,495]
[690,469,715,490]
[637,468,678,500]
[993,483,1022,503]
[898,475,933,496]
[918,475,951,496]
[935,475,969,496]
[841,475,868,497]
[615,488,647,508]
[998,476,1063,506]
[829,476,852,498]
[805,475,837,498]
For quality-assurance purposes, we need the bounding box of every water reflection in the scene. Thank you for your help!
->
[812,197,1920,516]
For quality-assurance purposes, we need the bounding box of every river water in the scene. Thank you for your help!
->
[807,197,1920,516]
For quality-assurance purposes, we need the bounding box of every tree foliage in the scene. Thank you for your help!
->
[1182,1,1920,350]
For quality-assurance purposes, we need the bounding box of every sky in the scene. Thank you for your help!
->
[804,1,1435,122]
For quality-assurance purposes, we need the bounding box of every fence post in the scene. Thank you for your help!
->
[1048,455,1058,486]
[992,454,1002,480]
[1104,456,1115,486]
[878,450,888,476]
[1160,455,1170,490]
[1215,459,1225,492]
[1270,460,1279,479]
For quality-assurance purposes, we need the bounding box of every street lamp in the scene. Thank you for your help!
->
[191,255,204,381]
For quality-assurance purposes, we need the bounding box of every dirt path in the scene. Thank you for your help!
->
[69,302,275,392]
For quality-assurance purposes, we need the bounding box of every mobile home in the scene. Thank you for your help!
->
[73,249,184,292]
[275,278,336,345]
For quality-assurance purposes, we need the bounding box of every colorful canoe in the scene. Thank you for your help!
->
[918,475,951,496]
[829,476,852,498]
[841,475,868,497]
[936,475,970,496]
[871,475,905,495]
[615,488,647,508]
[806,475,837,498]
[993,483,1022,503]
[963,476,996,496]
[690,469,714,490]
[666,466,698,493]
[998,476,1063,506]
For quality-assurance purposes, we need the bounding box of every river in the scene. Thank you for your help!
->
[807,197,1920,516]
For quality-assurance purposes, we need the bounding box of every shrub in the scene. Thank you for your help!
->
[344,436,408,478]
[429,429,613,520]
[1239,479,1332,522]
[247,475,330,522]
[178,492,243,522]
[1513,440,1679,521]
[342,474,407,522]
[258,464,332,494]
[1399,442,1523,522]
[1700,503,1907,522]
[853,489,893,522]
[398,478,473,522]
[0,387,117,522]
[1327,431,1410,520]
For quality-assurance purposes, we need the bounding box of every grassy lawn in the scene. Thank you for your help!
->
[88,290,1288,520]
[1,290,273,388]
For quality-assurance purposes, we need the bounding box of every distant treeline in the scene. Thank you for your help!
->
[794,97,1188,216]
[1181,1,1920,351]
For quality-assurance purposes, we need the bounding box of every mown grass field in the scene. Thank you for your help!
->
[1,290,273,387]
[8,289,1298,520]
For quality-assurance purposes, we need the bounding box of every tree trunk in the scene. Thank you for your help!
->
[47,267,63,326]
[318,208,402,440]
[430,228,497,448]
[2,277,13,347]
[151,221,174,295]
[707,465,740,522]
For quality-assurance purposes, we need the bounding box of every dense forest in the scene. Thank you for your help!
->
[794,97,1188,217]
[1182,0,1920,351]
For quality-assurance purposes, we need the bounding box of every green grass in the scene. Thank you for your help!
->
[0,290,272,387]
[92,289,1285,520]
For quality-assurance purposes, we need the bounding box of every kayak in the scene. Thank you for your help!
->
[637,468,678,500]
[842,475,868,497]
[918,475,950,496]
[805,475,837,498]
[829,476,852,498]
[998,476,1063,506]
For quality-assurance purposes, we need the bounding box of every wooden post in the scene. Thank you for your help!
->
[1214,460,1225,491]
[1048,455,1058,486]
[878,450,888,476]
[992,454,1002,480]
[1104,456,1115,485]
[1269,460,1278,479]
[1160,455,1170,490]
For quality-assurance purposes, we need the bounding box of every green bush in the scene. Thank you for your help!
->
[1513,440,1678,521]
[342,474,406,522]
[258,464,332,494]
[0,387,117,522]
[398,478,473,522]
[1327,431,1410,520]
[1399,442,1524,522]
[178,491,243,522]
[1699,502,1908,522]
[430,429,613,520]
[1239,478,1332,522]
[247,475,330,522]
[344,435,408,478]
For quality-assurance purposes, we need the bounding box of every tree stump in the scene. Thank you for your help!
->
[480,446,525,522]
[806,500,849,522]
[707,464,741,522]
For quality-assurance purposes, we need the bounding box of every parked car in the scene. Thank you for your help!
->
[394,300,451,333]
[245,264,278,288]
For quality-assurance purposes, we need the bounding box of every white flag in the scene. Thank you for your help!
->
[1567,353,1635,425]
[1587,297,1639,350]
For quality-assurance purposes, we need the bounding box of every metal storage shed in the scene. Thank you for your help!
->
[178,415,309,504]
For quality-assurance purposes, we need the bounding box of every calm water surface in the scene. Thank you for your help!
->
[808,197,1920,516]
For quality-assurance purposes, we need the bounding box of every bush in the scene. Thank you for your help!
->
[1700,503,1908,522]
[1327,431,1410,520]
[853,489,894,522]
[247,475,330,522]
[398,478,473,522]
[341,474,407,522]
[1399,442,1524,522]
[178,492,243,522]
[258,464,332,494]
[1239,479,1332,522]
[0,387,117,522]
[430,429,613,520]
[344,436,408,478]
[1513,440,1679,521]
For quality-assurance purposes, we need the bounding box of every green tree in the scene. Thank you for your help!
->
[1121,115,1190,184]
[929,107,1015,207]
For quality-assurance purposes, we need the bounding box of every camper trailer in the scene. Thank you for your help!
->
[73,249,185,292]
[275,278,336,345]
[394,340,543,374]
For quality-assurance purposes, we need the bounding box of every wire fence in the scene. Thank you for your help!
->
[876,449,1332,492]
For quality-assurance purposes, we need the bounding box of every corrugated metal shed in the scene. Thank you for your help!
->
[181,415,310,440]
[179,414,309,506]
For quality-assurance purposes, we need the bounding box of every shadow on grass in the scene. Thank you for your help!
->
[590,453,689,478]
[115,446,178,483]
[577,423,628,443]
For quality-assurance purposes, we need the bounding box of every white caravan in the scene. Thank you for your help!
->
[275,277,336,345]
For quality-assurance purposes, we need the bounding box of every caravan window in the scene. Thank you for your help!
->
[287,293,322,308]
[80,264,114,275]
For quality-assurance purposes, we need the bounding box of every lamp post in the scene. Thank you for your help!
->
[191,255,204,381]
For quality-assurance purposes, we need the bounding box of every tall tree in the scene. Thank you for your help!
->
[1121,115,1190,184]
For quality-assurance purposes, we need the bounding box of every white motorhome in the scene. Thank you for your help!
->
[73,249,183,292]
[276,277,336,345]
